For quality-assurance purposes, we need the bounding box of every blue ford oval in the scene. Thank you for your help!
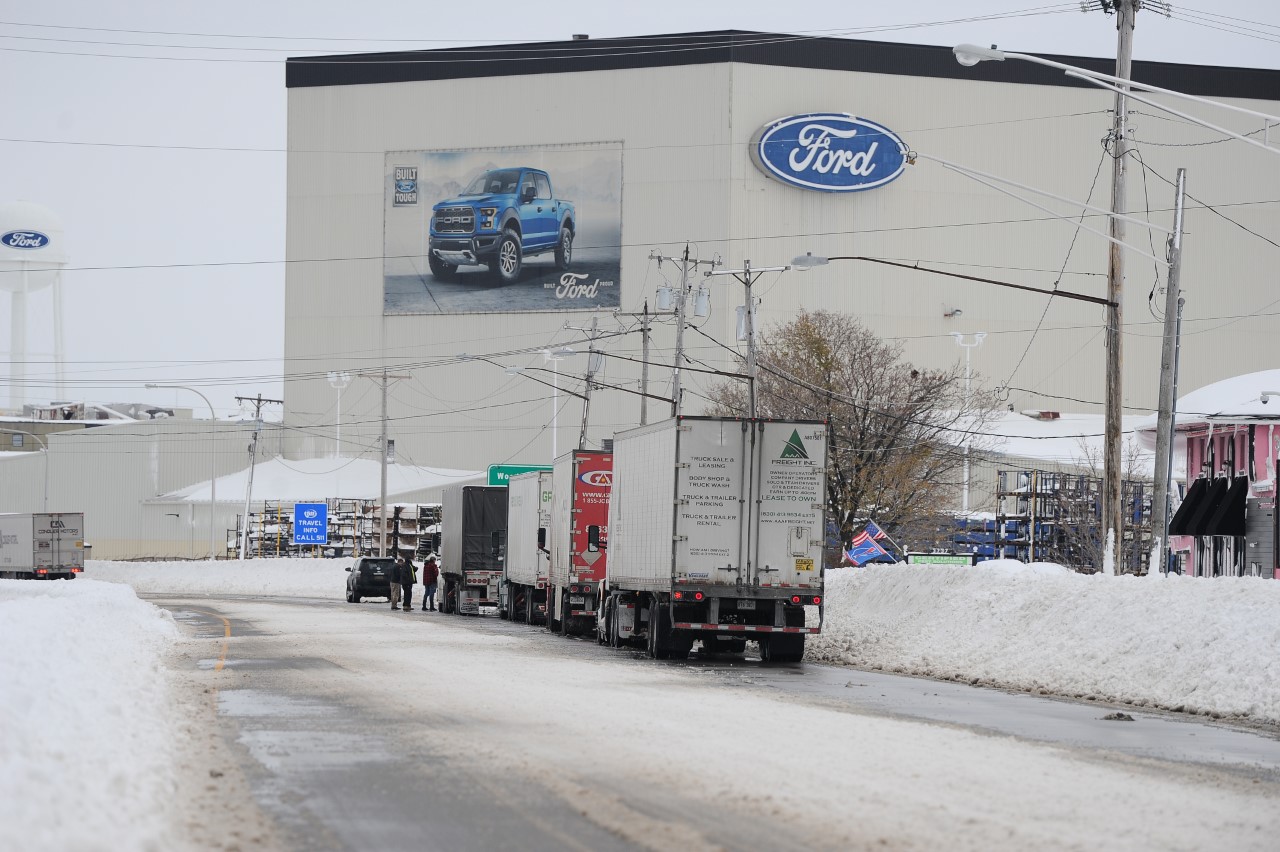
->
[750,113,907,193]
[396,179,416,193]
[2,230,51,249]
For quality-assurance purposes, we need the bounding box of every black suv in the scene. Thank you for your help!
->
[345,557,395,602]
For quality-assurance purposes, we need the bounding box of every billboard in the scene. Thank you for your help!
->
[383,143,622,314]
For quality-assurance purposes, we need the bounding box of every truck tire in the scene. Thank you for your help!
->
[554,226,573,271]
[489,231,522,283]
[511,586,525,623]
[525,591,536,625]
[428,252,458,281]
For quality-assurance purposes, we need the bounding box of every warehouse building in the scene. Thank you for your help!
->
[282,30,1280,473]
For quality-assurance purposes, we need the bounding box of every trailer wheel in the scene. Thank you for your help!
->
[557,590,571,636]
[525,591,537,625]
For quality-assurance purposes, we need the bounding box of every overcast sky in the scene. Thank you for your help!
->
[1,1,1276,419]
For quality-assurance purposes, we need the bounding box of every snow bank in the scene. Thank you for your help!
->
[0,579,182,851]
[809,564,1280,724]
[88,557,352,598]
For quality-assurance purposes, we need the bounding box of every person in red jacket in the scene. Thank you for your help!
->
[420,555,440,611]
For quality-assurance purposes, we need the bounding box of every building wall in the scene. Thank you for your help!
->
[0,419,282,560]
[284,52,1280,489]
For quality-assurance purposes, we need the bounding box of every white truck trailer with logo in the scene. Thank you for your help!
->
[600,417,827,662]
[501,470,553,624]
[547,449,613,636]
[440,485,508,615]
[0,513,86,580]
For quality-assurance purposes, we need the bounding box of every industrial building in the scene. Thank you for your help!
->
[3,31,1278,559]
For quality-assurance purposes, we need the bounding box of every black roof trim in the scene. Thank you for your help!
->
[286,29,1280,101]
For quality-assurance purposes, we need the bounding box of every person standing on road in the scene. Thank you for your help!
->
[388,557,403,611]
[397,554,416,613]
[420,555,439,611]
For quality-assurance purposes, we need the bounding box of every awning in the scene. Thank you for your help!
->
[1203,476,1248,537]
[1168,478,1207,535]
[1185,477,1230,536]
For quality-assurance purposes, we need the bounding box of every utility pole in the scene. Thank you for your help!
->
[359,369,410,557]
[708,260,790,418]
[1151,167,1187,575]
[234,394,283,561]
[951,332,988,515]
[640,302,650,425]
[649,245,719,417]
[1097,0,1137,574]
[565,316,602,449]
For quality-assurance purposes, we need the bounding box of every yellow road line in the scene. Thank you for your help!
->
[183,607,232,672]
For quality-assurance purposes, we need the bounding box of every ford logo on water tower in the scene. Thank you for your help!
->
[2,230,51,249]
[750,113,907,193]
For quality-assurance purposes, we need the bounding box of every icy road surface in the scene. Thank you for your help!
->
[154,594,1280,852]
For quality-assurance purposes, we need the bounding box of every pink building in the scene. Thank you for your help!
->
[1140,370,1280,578]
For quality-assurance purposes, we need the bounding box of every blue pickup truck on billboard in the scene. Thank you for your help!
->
[429,167,576,285]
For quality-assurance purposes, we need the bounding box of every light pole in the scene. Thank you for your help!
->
[0,428,48,512]
[951,333,987,515]
[953,41,1276,571]
[544,347,575,460]
[145,384,218,560]
[326,371,352,458]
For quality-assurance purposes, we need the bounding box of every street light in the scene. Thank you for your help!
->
[0,428,48,512]
[544,347,576,460]
[951,332,987,516]
[952,44,1280,157]
[326,370,352,458]
[146,384,218,560]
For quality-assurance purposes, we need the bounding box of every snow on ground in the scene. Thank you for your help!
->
[0,579,182,851]
[89,556,1280,724]
[809,562,1280,724]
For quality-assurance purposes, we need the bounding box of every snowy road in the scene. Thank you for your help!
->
[155,594,1280,851]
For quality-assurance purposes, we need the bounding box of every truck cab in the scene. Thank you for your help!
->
[428,167,575,284]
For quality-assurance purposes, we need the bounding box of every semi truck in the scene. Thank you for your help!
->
[0,513,86,580]
[546,449,613,636]
[439,485,508,615]
[600,417,828,662]
[501,470,553,624]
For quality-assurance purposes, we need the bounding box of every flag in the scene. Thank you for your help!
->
[862,520,903,557]
[846,528,892,566]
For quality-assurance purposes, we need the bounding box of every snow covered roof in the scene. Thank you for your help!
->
[161,456,484,503]
[1134,369,1280,439]
[980,411,1153,474]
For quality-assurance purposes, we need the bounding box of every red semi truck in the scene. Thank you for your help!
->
[546,449,612,635]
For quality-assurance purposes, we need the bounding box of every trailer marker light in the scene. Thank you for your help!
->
[812,596,822,605]
[673,591,684,600]
[693,591,704,601]
[790,595,801,604]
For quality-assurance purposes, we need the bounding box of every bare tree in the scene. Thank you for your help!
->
[704,310,996,545]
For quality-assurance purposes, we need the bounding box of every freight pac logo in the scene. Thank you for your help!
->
[780,430,810,460]
[578,470,612,488]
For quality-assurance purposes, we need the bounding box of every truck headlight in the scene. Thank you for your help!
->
[479,207,498,230]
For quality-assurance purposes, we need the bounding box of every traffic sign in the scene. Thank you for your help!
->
[293,502,328,545]
[487,463,551,486]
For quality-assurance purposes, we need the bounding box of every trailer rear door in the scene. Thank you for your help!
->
[752,422,827,587]
[675,419,748,585]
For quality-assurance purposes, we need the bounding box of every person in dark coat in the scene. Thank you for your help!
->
[396,554,416,612]
[420,555,440,611]
[388,557,403,610]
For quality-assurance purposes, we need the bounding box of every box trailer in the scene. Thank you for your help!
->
[601,417,827,662]
[547,449,613,635]
[0,513,86,580]
[439,485,508,615]
[501,470,553,624]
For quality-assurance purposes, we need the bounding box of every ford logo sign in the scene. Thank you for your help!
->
[396,179,416,193]
[2,230,51,249]
[577,470,612,488]
[750,113,907,193]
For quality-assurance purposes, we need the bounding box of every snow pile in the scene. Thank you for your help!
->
[88,557,353,598]
[0,579,182,851]
[809,563,1280,723]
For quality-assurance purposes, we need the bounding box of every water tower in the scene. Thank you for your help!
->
[0,201,67,412]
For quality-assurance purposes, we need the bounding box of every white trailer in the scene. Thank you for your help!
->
[601,417,827,662]
[501,470,552,624]
[0,513,86,580]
